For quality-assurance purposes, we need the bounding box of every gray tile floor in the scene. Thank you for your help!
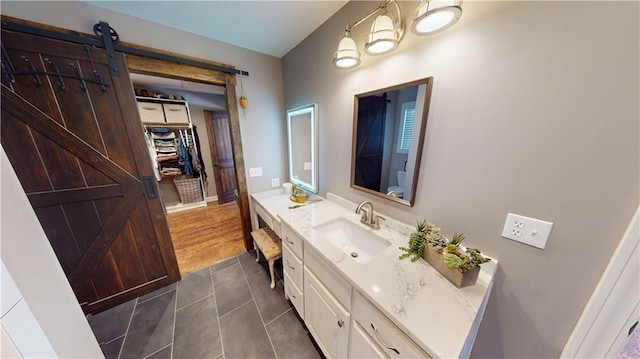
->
[87,251,323,359]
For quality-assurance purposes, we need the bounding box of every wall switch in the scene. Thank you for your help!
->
[502,213,553,249]
[248,167,263,177]
[271,178,280,187]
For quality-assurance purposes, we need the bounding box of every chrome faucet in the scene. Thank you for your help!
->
[355,201,384,230]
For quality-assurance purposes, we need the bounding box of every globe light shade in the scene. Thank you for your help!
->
[364,14,399,56]
[411,0,462,36]
[333,34,361,69]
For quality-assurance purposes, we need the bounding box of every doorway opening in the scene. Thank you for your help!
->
[130,73,244,274]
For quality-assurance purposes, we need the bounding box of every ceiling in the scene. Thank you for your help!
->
[86,1,348,58]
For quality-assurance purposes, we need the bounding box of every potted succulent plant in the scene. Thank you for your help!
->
[399,220,490,288]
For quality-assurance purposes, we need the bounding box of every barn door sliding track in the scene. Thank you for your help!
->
[1,19,250,77]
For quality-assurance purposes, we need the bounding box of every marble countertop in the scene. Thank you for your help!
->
[251,189,498,358]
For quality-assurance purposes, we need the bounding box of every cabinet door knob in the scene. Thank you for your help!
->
[337,319,344,328]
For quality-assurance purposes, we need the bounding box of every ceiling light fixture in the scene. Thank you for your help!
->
[333,29,360,69]
[364,3,404,56]
[333,0,463,69]
[410,0,463,36]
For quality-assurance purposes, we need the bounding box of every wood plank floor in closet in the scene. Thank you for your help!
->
[166,201,246,275]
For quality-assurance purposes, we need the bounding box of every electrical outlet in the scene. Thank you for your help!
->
[502,213,553,249]
[248,167,263,177]
[271,178,280,187]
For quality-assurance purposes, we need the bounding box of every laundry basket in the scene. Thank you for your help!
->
[173,176,203,203]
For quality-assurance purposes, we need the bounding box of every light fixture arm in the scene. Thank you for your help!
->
[346,0,404,39]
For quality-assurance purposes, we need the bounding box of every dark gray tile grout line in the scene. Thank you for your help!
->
[137,284,176,305]
[211,256,240,274]
[177,292,215,312]
[264,307,294,327]
[217,298,255,320]
[170,278,179,359]
[143,344,171,359]
[101,334,125,346]
[210,262,225,358]
[117,297,138,359]
[175,280,214,312]
[241,257,280,359]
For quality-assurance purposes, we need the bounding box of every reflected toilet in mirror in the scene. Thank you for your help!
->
[387,170,406,198]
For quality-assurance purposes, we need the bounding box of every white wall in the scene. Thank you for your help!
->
[2,0,288,194]
[1,148,104,358]
[282,1,639,358]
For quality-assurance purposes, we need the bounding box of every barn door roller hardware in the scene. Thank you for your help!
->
[1,20,249,77]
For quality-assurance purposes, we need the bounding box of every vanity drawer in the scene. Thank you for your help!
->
[349,320,387,359]
[281,224,303,258]
[163,103,190,124]
[305,247,352,310]
[284,272,304,319]
[354,292,431,359]
[137,102,164,123]
[283,244,303,290]
[254,201,274,229]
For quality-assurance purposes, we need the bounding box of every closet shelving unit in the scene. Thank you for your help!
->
[136,96,207,213]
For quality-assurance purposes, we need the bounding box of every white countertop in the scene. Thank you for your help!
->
[251,189,498,358]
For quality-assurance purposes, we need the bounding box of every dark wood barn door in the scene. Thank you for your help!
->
[354,94,388,192]
[1,29,180,313]
[204,110,237,204]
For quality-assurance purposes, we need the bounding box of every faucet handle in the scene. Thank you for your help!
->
[373,215,385,229]
[358,207,369,222]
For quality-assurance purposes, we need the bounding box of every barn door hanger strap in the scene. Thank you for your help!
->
[93,21,120,75]
[0,48,109,91]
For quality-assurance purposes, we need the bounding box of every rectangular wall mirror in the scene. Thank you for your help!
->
[351,77,433,206]
[287,103,319,193]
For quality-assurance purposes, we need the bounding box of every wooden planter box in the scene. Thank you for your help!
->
[422,245,480,288]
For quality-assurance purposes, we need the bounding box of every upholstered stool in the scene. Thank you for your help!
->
[251,227,282,289]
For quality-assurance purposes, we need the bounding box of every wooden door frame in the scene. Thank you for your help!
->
[1,15,254,251]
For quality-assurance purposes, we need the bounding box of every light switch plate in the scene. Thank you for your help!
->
[502,213,553,249]
[248,167,263,177]
[271,178,280,187]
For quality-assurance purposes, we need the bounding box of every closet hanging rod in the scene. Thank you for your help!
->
[144,123,193,129]
[1,19,250,77]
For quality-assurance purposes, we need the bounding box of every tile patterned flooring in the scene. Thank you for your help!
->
[87,251,323,359]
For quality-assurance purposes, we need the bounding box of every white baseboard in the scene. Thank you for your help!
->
[206,195,218,203]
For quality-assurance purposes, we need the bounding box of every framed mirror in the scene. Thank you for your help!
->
[351,77,433,206]
[287,104,319,193]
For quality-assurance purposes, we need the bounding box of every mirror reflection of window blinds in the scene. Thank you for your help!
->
[398,101,416,153]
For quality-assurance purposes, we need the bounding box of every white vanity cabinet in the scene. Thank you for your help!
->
[351,291,432,359]
[304,247,353,359]
[304,267,351,358]
[250,190,498,359]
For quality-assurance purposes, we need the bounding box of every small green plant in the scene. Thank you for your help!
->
[400,223,491,273]
[399,220,443,262]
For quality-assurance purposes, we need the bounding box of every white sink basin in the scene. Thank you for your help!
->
[313,217,390,264]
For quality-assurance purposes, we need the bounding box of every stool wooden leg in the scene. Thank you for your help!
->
[255,248,260,263]
[268,259,276,289]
